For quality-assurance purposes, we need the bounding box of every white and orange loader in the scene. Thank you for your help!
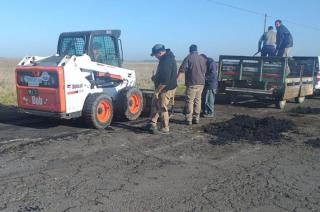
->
[16,30,144,129]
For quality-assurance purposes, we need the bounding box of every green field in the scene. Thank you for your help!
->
[0,59,185,106]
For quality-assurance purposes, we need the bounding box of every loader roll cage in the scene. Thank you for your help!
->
[57,30,123,67]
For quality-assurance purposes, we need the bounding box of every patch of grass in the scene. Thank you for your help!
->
[176,84,186,95]
[0,59,19,106]
[124,62,156,89]
[0,91,16,105]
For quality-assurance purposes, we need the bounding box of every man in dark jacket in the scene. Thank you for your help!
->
[149,44,177,134]
[275,19,293,57]
[177,44,207,125]
[200,54,218,118]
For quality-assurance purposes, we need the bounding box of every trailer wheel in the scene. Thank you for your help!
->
[295,96,305,104]
[116,87,143,120]
[83,93,113,129]
[275,100,286,110]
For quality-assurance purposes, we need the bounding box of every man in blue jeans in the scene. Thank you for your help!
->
[200,54,218,118]
[258,26,276,57]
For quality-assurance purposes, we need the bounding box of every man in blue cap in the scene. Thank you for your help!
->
[91,42,105,63]
[148,44,177,134]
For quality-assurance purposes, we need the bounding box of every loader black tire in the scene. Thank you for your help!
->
[116,87,143,121]
[83,93,113,129]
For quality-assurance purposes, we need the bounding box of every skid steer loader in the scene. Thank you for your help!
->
[15,30,143,129]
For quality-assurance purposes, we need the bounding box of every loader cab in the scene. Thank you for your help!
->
[57,30,123,67]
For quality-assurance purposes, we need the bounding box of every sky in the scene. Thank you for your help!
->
[0,0,319,60]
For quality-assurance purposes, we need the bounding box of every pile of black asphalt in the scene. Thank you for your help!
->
[204,115,296,145]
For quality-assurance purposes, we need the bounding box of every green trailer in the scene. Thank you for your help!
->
[218,55,318,109]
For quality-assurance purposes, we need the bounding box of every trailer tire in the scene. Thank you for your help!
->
[116,87,143,121]
[83,93,113,129]
[275,100,286,110]
[295,96,305,104]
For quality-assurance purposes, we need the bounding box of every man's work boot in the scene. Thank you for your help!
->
[160,127,170,134]
[193,119,199,124]
[186,120,192,125]
[203,113,214,118]
[148,124,158,134]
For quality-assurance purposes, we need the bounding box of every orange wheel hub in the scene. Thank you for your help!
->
[128,94,140,114]
[96,100,111,123]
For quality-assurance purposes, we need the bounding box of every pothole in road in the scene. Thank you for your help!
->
[204,115,296,145]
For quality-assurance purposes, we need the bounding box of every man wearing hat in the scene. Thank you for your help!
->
[258,26,277,57]
[91,42,105,63]
[148,44,177,134]
[177,44,207,125]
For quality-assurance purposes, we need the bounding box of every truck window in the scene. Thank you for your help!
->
[90,35,120,66]
[59,36,85,56]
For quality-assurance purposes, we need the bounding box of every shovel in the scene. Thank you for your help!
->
[253,51,261,56]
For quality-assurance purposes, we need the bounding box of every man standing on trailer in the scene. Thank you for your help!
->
[258,26,277,57]
[148,44,177,134]
[275,19,293,57]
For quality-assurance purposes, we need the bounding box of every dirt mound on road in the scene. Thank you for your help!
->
[204,115,296,145]
[288,106,320,114]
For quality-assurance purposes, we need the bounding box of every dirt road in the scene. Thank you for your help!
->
[0,97,320,212]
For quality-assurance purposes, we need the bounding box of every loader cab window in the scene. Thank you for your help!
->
[90,35,120,67]
[59,36,85,56]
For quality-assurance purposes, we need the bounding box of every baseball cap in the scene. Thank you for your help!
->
[150,44,165,56]
[189,44,197,52]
